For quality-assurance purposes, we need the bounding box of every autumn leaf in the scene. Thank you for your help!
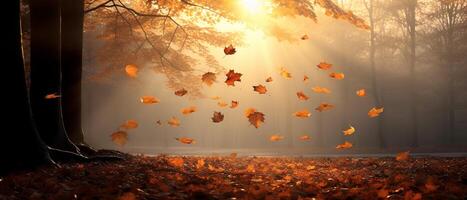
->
[196,159,205,169]
[217,101,228,107]
[303,75,310,82]
[111,131,128,146]
[248,111,265,128]
[368,107,384,118]
[225,70,242,86]
[156,120,162,126]
[299,135,311,141]
[174,88,188,96]
[140,96,160,104]
[230,101,239,108]
[125,64,138,78]
[294,109,312,118]
[301,34,309,40]
[329,72,345,80]
[246,164,255,173]
[311,86,331,94]
[270,135,284,142]
[201,72,216,86]
[181,106,197,115]
[296,91,309,100]
[224,44,236,55]
[176,137,195,144]
[315,103,335,112]
[168,117,180,127]
[425,177,439,192]
[120,120,138,129]
[212,112,224,123]
[45,93,61,99]
[343,125,355,136]
[244,108,257,117]
[356,89,366,97]
[336,141,352,149]
[377,189,389,199]
[316,62,332,70]
[279,67,292,79]
[168,157,184,168]
[396,151,410,161]
[253,84,267,94]
[266,77,273,82]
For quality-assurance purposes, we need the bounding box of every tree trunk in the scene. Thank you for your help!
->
[29,0,79,152]
[407,0,419,147]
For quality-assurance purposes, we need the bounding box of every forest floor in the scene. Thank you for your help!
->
[0,155,466,200]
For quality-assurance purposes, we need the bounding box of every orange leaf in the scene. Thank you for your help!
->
[225,70,242,86]
[279,67,292,79]
[44,93,61,99]
[343,125,355,136]
[181,106,197,115]
[140,96,160,104]
[244,108,257,117]
[315,103,335,112]
[395,151,410,161]
[265,76,273,82]
[212,111,224,123]
[196,159,205,169]
[303,75,310,82]
[168,157,184,168]
[247,111,265,128]
[311,86,331,94]
[174,88,187,96]
[176,137,195,144]
[201,72,216,86]
[296,91,309,101]
[336,141,352,149]
[230,101,239,108]
[111,131,128,146]
[224,44,236,55]
[299,135,311,141]
[356,89,366,97]
[125,64,138,78]
[329,72,345,80]
[368,107,384,118]
[294,109,312,118]
[120,120,138,129]
[316,62,332,70]
[168,117,180,127]
[270,134,284,141]
[246,164,255,173]
[253,84,267,94]
[118,192,136,200]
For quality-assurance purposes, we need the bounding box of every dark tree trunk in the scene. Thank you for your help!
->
[29,0,79,153]
[1,0,53,174]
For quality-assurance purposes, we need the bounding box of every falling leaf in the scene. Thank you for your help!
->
[316,62,332,70]
[248,111,265,128]
[303,75,310,82]
[311,86,331,94]
[181,106,197,115]
[111,131,128,146]
[296,91,309,101]
[230,101,239,108]
[270,135,284,141]
[168,157,184,168]
[174,88,188,96]
[301,34,309,40]
[168,117,180,127]
[45,93,61,99]
[217,101,228,107]
[343,125,355,136]
[140,96,159,104]
[176,137,195,144]
[396,151,410,161]
[201,72,216,86]
[279,67,292,79]
[196,159,205,169]
[266,77,273,82]
[315,103,335,112]
[212,112,224,123]
[336,141,352,149]
[329,72,345,80]
[246,164,256,173]
[253,84,267,94]
[225,70,242,86]
[299,135,311,141]
[120,120,138,129]
[356,89,366,97]
[294,109,312,118]
[224,44,236,55]
[368,107,384,118]
[244,108,257,117]
[125,64,138,78]
[156,120,162,126]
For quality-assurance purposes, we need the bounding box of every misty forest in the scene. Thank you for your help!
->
[1,0,467,199]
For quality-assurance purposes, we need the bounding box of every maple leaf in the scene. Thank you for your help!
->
[294,109,312,118]
[270,135,284,141]
[225,70,242,86]
[315,103,335,112]
[296,91,309,100]
[168,157,184,168]
[368,107,384,118]
[125,64,138,78]
[175,137,195,144]
[266,77,273,82]
[356,89,366,97]
[196,159,205,169]
[140,96,160,104]
[279,67,292,79]
[395,151,410,161]
[181,106,197,115]
[224,44,236,55]
[168,117,180,127]
[111,131,128,146]
[174,88,188,96]
[230,101,239,108]
[253,84,267,94]
[343,125,355,136]
[248,111,265,128]
[212,112,224,123]
[316,62,332,70]
[311,86,331,94]
[120,120,138,129]
[244,108,257,117]
[301,34,309,40]
[303,75,310,82]
[336,141,352,149]
[329,72,345,80]
[201,72,217,86]
[44,93,61,99]
[299,135,311,141]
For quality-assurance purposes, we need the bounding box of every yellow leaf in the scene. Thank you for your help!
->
[343,125,355,136]
[181,106,197,115]
[336,141,352,149]
[294,109,312,118]
[168,157,184,168]
[311,86,331,94]
[279,67,292,79]
[329,72,345,80]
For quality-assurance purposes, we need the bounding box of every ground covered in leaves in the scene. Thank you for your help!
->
[1,155,466,200]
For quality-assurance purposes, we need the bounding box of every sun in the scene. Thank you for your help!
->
[241,0,264,14]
